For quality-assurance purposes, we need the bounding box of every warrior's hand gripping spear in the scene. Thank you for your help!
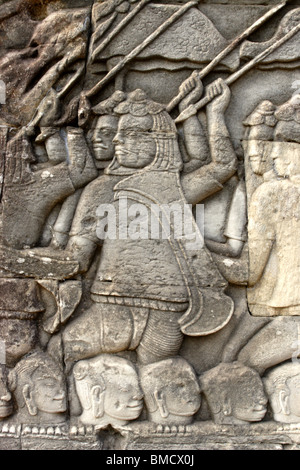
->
[176,15,300,123]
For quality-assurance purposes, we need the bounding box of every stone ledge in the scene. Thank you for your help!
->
[1,421,300,450]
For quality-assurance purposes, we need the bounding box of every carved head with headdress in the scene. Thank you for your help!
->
[105,89,183,175]
[199,362,267,425]
[264,362,300,424]
[8,351,66,424]
[86,90,127,168]
[73,354,143,427]
[243,100,277,176]
[274,93,300,144]
[140,357,200,425]
[270,94,300,178]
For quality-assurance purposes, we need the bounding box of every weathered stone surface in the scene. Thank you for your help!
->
[1,0,300,451]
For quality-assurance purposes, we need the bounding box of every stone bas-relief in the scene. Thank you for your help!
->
[8,350,67,426]
[73,354,143,428]
[140,357,201,425]
[1,0,300,451]
[199,362,268,425]
[246,94,300,317]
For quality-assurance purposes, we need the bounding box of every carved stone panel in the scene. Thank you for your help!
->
[1,0,300,451]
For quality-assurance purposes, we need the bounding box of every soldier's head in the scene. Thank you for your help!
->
[264,362,300,424]
[200,362,267,425]
[8,351,67,425]
[243,100,277,175]
[140,357,201,425]
[106,89,182,175]
[88,91,126,167]
[271,94,300,178]
[73,354,143,428]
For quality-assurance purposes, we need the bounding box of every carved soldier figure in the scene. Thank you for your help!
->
[0,78,238,420]
[244,100,278,317]
[248,94,300,316]
[216,101,279,361]
[243,100,277,182]
[48,90,126,249]
[221,95,300,368]
[1,119,98,250]
[59,79,237,367]
[232,95,300,374]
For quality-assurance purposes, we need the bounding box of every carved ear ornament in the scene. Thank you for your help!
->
[154,389,169,419]
[23,384,38,416]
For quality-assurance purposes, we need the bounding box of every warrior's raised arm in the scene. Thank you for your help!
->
[180,77,237,205]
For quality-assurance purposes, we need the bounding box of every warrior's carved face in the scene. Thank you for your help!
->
[113,114,156,169]
[91,115,119,164]
[271,141,300,178]
[244,126,272,176]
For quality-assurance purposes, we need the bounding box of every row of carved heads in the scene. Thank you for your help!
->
[1,351,300,428]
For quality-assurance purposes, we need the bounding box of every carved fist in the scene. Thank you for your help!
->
[78,92,91,128]
[206,78,231,114]
[179,71,204,111]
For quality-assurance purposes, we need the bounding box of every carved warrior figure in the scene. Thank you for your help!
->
[139,357,200,425]
[264,362,300,424]
[1,119,97,250]
[0,93,123,248]
[220,96,300,369]
[215,101,279,361]
[0,90,125,254]
[244,100,278,316]
[73,354,143,428]
[60,80,237,367]
[48,90,126,249]
[199,362,267,425]
[248,93,300,316]
[8,351,67,426]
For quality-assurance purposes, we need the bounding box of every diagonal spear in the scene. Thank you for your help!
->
[175,20,300,123]
[85,0,198,99]
[90,0,152,64]
[166,1,287,113]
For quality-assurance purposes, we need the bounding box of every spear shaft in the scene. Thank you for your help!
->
[167,1,287,113]
[175,20,300,123]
